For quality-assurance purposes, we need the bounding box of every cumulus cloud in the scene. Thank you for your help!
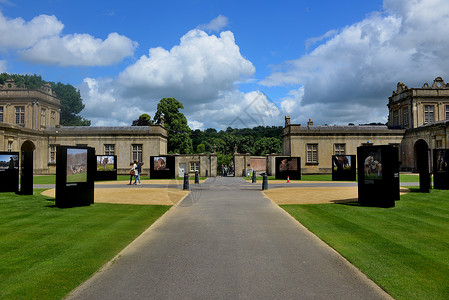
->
[21,32,138,66]
[0,12,63,50]
[79,29,263,128]
[197,15,229,33]
[79,77,147,126]
[0,11,137,66]
[261,0,449,125]
[117,29,254,104]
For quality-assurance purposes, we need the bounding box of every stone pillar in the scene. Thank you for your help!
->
[210,153,217,177]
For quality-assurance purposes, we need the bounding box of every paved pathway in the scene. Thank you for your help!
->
[67,177,391,299]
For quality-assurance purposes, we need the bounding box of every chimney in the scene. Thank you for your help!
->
[307,118,313,126]
[285,116,291,127]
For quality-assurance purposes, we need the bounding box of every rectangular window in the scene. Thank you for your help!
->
[402,107,409,127]
[424,105,434,124]
[334,143,346,155]
[190,162,200,172]
[49,145,56,163]
[0,106,3,123]
[306,144,318,163]
[104,144,115,155]
[446,105,449,120]
[41,108,46,126]
[132,144,142,162]
[393,110,399,126]
[50,111,55,127]
[8,141,13,152]
[15,106,25,125]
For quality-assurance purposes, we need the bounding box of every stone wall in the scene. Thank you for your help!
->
[283,124,405,174]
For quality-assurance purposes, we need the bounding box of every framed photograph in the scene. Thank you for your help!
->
[332,155,356,181]
[66,148,88,183]
[96,155,115,172]
[363,149,382,180]
[0,154,19,170]
[154,156,168,171]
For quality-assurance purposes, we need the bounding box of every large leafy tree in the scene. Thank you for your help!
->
[52,82,90,126]
[253,137,282,155]
[0,73,90,126]
[154,98,193,154]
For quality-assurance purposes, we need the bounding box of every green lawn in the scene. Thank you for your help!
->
[0,190,170,299]
[281,189,449,299]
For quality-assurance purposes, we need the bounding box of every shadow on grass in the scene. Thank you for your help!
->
[330,198,359,204]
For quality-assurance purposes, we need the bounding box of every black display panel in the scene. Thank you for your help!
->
[0,152,19,193]
[56,146,95,208]
[357,145,399,207]
[150,156,175,179]
[95,155,117,181]
[275,157,301,180]
[332,155,356,181]
[20,151,33,195]
[433,149,449,190]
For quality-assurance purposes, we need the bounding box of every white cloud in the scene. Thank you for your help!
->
[117,29,254,104]
[0,11,137,66]
[79,77,147,126]
[261,0,449,125]
[0,12,63,50]
[197,15,229,33]
[21,32,138,66]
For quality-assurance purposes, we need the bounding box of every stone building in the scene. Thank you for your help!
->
[282,77,449,174]
[0,79,168,174]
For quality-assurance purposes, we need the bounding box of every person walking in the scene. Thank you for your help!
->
[128,162,135,185]
[135,160,141,185]
[132,160,139,185]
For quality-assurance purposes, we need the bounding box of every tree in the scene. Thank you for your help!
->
[132,113,153,126]
[196,143,206,153]
[154,98,193,154]
[253,137,282,155]
[53,82,90,126]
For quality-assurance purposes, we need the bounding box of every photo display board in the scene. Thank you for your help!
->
[0,152,19,193]
[433,149,449,190]
[56,146,95,208]
[357,145,399,207]
[95,155,117,181]
[275,157,301,180]
[150,156,175,179]
[332,155,356,181]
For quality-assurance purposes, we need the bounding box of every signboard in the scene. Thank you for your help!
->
[275,157,301,180]
[357,145,399,207]
[56,146,95,208]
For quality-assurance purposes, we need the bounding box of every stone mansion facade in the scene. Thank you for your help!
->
[282,77,449,173]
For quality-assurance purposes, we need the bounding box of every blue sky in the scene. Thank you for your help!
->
[1,0,449,129]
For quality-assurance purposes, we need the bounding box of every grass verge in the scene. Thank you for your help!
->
[0,190,170,299]
[281,189,449,299]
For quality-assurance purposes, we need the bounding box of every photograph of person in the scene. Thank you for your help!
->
[0,154,19,169]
